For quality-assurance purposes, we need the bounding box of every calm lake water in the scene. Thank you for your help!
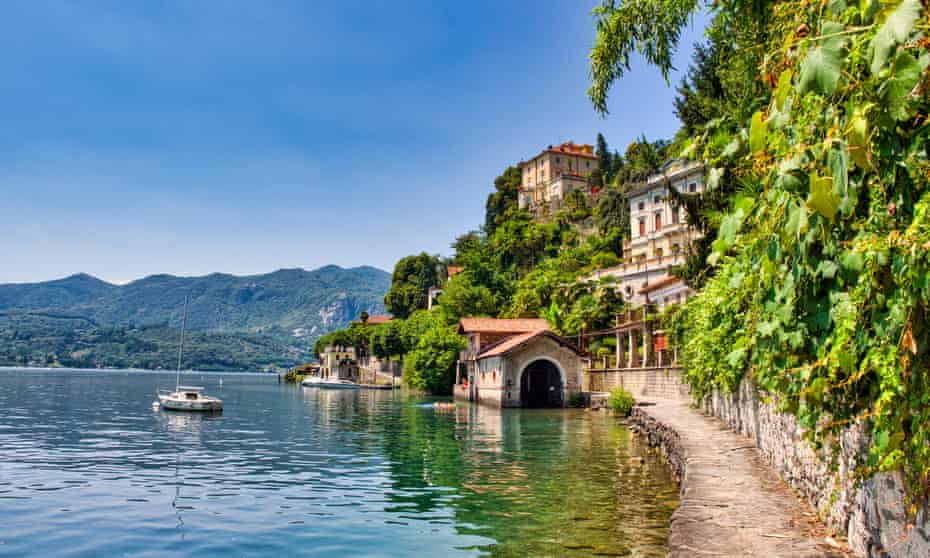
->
[0,368,677,557]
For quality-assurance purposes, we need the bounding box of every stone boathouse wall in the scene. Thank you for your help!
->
[703,378,929,557]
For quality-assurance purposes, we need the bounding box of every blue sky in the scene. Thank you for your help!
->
[2,1,707,284]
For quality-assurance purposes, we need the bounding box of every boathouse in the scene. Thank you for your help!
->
[454,318,584,408]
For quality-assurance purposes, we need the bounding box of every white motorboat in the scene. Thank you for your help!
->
[153,296,223,412]
[301,376,360,389]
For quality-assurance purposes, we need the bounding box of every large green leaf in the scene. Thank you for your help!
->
[774,69,793,108]
[846,111,870,169]
[749,111,768,153]
[798,22,846,95]
[879,50,922,121]
[870,0,923,75]
[807,173,841,220]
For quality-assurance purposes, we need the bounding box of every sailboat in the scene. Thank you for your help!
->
[154,296,223,412]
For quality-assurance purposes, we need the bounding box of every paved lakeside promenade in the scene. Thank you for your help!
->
[630,399,853,557]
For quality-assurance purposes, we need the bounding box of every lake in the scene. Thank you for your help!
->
[0,368,678,557]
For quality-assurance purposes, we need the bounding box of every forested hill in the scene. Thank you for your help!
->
[0,266,390,371]
[0,265,390,334]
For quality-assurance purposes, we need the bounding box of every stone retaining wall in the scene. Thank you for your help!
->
[704,379,929,557]
[585,366,689,402]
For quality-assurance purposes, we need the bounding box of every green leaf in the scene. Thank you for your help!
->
[750,111,768,153]
[817,260,839,279]
[798,22,846,95]
[774,69,793,108]
[807,173,841,220]
[876,429,890,451]
[847,112,870,169]
[839,250,864,272]
[829,144,849,198]
[870,0,922,75]
[880,51,922,121]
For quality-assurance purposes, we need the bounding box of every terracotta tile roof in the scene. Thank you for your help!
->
[457,318,550,334]
[639,276,684,294]
[446,265,463,278]
[366,315,393,325]
[477,330,582,358]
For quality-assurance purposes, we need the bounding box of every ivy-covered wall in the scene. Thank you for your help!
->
[705,379,928,557]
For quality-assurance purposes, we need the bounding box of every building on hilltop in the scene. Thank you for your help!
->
[518,142,600,215]
[454,318,584,408]
[586,159,705,307]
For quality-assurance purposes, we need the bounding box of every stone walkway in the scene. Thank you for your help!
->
[631,399,854,557]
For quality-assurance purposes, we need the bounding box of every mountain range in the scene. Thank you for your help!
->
[0,265,391,371]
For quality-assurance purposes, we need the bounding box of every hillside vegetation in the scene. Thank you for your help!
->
[0,265,390,370]
[590,0,930,500]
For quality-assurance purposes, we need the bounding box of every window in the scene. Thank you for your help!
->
[555,157,561,163]
[638,217,646,236]
[653,195,661,204]
[638,201,645,211]
[655,212,662,230]
[671,208,679,224]
[689,182,697,193]
[586,161,590,168]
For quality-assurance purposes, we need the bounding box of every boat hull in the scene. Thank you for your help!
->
[157,394,223,412]
[300,379,360,390]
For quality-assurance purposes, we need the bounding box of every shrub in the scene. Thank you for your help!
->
[568,392,585,408]
[607,386,634,416]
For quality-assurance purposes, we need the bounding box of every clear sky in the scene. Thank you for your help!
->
[2,1,707,284]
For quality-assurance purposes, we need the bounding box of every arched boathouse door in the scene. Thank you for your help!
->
[520,359,563,408]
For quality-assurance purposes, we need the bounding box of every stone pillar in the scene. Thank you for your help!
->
[643,328,653,368]
[627,331,635,368]
[615,330,622,368]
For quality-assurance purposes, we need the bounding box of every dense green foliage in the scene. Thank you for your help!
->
[402,310,466,395]
[0,312,294,371]
[383,253,445,319]
[607,385,634,416]
[484,166,523,235]
[592,0,930,501]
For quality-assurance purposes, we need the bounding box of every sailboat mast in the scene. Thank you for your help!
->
[176,295,189,390]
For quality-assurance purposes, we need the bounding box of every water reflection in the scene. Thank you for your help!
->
[0,369,676,557]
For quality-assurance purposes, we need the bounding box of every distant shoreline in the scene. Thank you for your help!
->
[0,365,275,375]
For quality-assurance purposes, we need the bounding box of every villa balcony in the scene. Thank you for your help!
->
[587,253,685,282]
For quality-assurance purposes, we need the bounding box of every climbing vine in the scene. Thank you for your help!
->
[675,0,930,505]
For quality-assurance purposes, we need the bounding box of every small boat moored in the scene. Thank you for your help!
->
[156,386,223,412]
[153,295,223,413]
[301,377,361,389]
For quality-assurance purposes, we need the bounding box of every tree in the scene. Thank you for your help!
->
[370,320,405,359]
[673,41,727,138]
[402,319,465,394]
[384,253,445,319]
[436,274,497,324]
[594,185,627,235]
[484,166,522,235]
